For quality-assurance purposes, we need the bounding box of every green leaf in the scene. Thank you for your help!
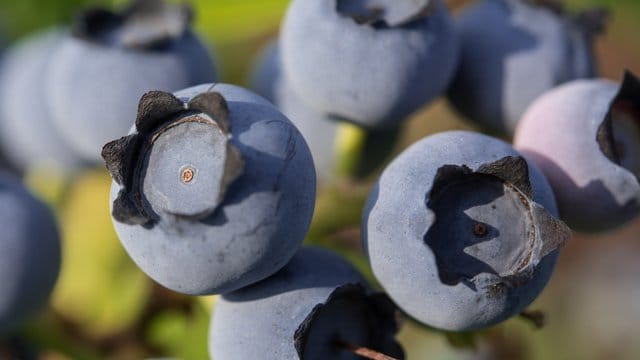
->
[146,301,212,360]
[51,169,152,337]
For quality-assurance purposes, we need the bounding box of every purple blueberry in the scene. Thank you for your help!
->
[47,0,217,163]
[362,131,570,331]
[0,172,61,334]
[515,72,640,233]
[103,83,316,295]
[0,28,83,173]
[209,247,403,360]
[447,0,607,135]
[280,0,459,128]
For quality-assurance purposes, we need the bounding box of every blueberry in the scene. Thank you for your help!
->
[102,84,316,295]
[0,172,61,334]
[0,28,83,173]
[362,130,570,331]
[249,40,338,181]
[447,0,607,135]
[514,72,640,233]
[47,0,217,163]
[209,247,403,360]
[280,0,458,128]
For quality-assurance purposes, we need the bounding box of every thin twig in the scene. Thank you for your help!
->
[334,339,399,360]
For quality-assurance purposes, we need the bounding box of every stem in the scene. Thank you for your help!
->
[529,0,564,14]
[333,122,401,180]
[334,122,369,178]
[575,7,610,35]
[519,309,546,329]
[444,0,472,11]
[334,339,399,360]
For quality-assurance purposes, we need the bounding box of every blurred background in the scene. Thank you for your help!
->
[0,0,638,359]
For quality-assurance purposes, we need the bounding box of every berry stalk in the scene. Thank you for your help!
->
[333,122,401,180]
[334,339,399,360]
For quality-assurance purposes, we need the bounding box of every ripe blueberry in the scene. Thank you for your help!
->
[103,83,316,295]
[209,247,403,360]
[515,72,640,232]
[281,0,459,128]
[47,0,217,162]
[447,0,607,135]
[0,28,83,173]
[0,172,61,334]
[362,131,570,331]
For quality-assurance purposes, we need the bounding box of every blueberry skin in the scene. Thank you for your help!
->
[280,0,459,128]
[249,41,338,181]
[209,247,402,360]
[108,84,316,295]
[0,28,83,173]
[447,0,600,135]
[362,131,568,331]
[514,75,640,233]
[47,4,217,163]
[0,172,61,334]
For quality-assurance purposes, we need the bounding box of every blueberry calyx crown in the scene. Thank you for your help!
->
[425,156,570,289]
[102,90,243,226]
[336,0,435,28]
[293,283,404,359]
[72,0,193,50]
[597,70,640,183]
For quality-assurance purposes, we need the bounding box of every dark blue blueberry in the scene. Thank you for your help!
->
[47,0,217,163]
[362,131,570,331]
[209,247,403,359]
[103,83,316,295]
[447,0,607,135]
[0,28,83,173]
[281,0,459,128]
[0,172,61,334]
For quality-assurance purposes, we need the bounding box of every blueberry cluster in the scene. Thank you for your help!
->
[1,0,637,358]
[99,0,636,358]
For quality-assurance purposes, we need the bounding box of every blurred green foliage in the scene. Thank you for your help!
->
[53,170,151,337]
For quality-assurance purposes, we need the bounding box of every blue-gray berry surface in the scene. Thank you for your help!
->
[281,0,459,128]
[447,0,606,135]
[515,72,640,233]
[0,28,83,173]
[103,83,316,295]
[249,40,338,182]
[209,247,403,360]
[362,130,570,331]
[0,172,61,334]
[47,0,217,163]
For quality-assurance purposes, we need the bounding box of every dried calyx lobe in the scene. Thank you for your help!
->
[102,90,242,226]
[336,0,435,27]
[72,0,193,50]
[425,156,570,289]
[293,284,404,359]
[598,71,640,182]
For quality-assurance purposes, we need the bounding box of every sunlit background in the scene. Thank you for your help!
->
[0,0,639,359]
